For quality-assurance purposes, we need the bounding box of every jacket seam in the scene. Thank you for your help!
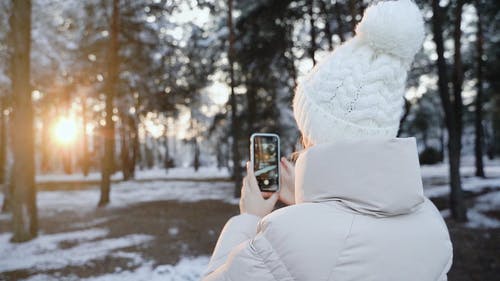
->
[211,231,255,267]
[252,235,295,281]
[325,213,356,281]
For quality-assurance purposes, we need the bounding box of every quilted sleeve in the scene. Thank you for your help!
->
[204,213,261,274]
[202,214,294,281]
[202,232,293,281]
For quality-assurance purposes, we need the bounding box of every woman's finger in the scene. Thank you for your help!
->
[241,176,248,196]
[280,163,289,177]
[281,157,290,171]
[283,157,294,170]
[246,162,260,193]
[242,175,254,195]
[246,161,254,176]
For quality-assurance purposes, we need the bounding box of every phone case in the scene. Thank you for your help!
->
[250,133,280,192]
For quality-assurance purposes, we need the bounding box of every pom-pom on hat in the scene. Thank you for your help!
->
[293,0,424,145]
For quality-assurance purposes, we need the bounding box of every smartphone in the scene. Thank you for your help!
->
[250,133,280,192]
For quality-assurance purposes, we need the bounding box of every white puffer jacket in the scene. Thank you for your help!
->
[203,138,453,281]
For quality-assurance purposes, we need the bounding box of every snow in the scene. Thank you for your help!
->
[1,176,238,223]
[424,176,500,198]
[465,190,500,228]
[27,180,236,216]
[0,226,208,281]
[0,228,152,272]
[106,180,237,206]
[436,189,500,229]
[420,157,500,178]
[0,176,231,280]
[36,167,230,183]
[36,172,124,183]
[75,256,210,281]
[134,167,230,180]
[168,226,180,237]
[420,159,500,228]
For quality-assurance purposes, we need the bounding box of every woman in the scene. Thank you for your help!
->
[203,1,452,280]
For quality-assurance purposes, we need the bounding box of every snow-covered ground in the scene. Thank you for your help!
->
[421,158,500,228]
[424,176,500,198]
[1,177,237,280]
[465,191,500,228]
[0,228,151,272]
[79,256,210,281]
[15,180,238,216]
[420,156,500,178]
[420,162,500,178]
[0,226,208,281]
[0,179,233,280]
[35,167,230,183]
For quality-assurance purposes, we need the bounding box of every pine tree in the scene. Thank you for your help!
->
[474,0,485,177]
[98,0,120,207]
[228,0,243,197]
[431,0,467,222]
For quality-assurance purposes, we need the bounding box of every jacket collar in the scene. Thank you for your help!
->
[294,138,424,217]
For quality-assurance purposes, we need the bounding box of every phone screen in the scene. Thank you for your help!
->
[252,134,280,192]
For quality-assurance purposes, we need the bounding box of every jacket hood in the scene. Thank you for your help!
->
[295,137,424,217]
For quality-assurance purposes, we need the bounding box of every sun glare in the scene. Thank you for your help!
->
[53,117,78,145]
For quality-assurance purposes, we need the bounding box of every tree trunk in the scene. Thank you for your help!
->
[120,117,131,181]
[144,133,154,169]
[190,116,200,172]
[228,0,243,197]
[452,0,464,139]
[99,0,119,207]
[431,0,467,222]
[440,120,445,162]
[132,97,141,173]
[0,97,6,184]
[450,0,467,221]
[493,90,500,157]
[0,97,9,213]
[348,0,358,34]
[62,147,72,174]
[163,123,170,172]
[81,96,89,176]
[308,0,317,65]
[62,86,72,175]
[40,104,50,173]
[474,2,485,177]
[216,139,224,170]
[128,115,138,178]
[333,1,346,42]
[319,0,333,51]
[10,0,37,242]
[246,83,256,133]
[285,21,297,90]
[193,137,200,172]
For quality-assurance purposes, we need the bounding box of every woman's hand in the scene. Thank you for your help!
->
[240,162,279,218]
[279,157,295,205]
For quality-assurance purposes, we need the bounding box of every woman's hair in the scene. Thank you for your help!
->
[290,135,312,163]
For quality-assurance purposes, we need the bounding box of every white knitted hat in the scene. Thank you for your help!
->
[293,0,424,145]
